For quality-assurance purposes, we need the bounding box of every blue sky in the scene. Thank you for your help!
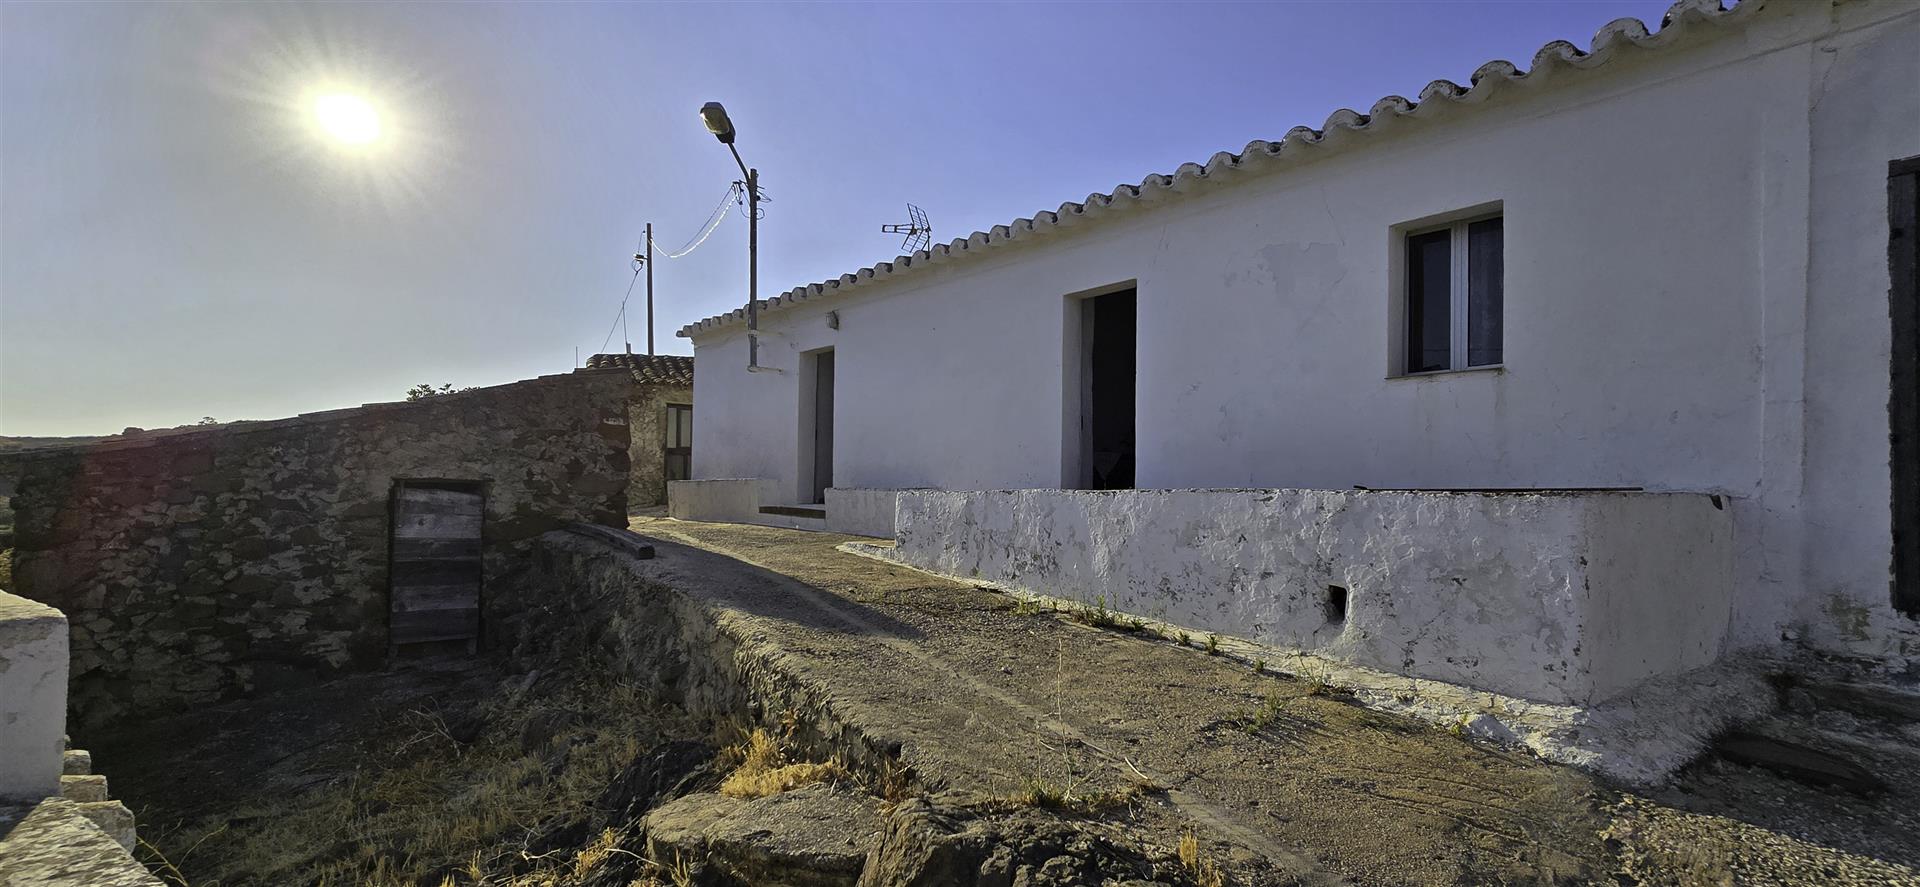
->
[1,0,1677,436]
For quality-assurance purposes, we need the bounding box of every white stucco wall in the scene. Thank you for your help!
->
[687,2,1920,659]
[1,591,68,802]
[824,488,908,538]
[884,489,1729,705]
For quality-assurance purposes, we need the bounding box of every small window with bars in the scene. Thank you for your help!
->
[1404,214,1502,374]
[664,404,692,482]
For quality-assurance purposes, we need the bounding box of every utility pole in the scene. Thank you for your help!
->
[746,166,758,368]
[699,101,767,372]
[645,222,655,355]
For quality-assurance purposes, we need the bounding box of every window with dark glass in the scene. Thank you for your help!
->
[1403,213,1502,374]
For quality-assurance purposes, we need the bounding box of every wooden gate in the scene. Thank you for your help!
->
[389,481,483,650]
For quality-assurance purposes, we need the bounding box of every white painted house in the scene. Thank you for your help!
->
[674,0,1920,709]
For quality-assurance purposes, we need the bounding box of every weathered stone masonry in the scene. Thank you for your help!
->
[583,354,694,509]
[4,370,632,729]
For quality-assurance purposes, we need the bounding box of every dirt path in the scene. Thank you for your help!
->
[627,517,1920,887]
[628,519,1616,885]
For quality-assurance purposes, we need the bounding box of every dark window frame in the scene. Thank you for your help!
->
[1402,213,1503,375]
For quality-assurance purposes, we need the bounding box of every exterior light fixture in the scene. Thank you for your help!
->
[700,101,763,370]
[699,102,736,145]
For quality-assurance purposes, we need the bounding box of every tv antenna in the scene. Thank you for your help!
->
[881,203,932,254]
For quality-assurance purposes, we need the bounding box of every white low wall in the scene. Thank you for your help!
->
[1,591,69,802]
[667,478,772,524]
[824,488,914,538]
[891,489,1732,705]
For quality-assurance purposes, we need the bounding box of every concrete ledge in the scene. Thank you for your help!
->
[0,592,67,803]
[669,478,772,524]
[887,488,1733,705]
[824,488,918,538]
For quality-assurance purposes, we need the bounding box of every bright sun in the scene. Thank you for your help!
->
[312,93,382,147]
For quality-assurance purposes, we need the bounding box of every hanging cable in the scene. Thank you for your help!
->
[597,266,641,355]
[650,182,741,259]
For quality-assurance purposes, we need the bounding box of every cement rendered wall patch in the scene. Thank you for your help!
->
[0,592,67,802]
[668,478,770,524]
[890,489,1731,705]
[823,488,909,538]
[6,371,632,730]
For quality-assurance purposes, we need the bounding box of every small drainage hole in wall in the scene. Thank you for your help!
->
[1325,585,1348,624]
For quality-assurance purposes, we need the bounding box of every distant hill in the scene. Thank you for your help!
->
[0,434,112,452]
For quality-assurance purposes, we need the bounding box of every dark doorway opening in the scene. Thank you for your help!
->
[389,479,483,654]
[1081,289,1136,490]
[806,350,835,505]
[665,403,692,483]
[1891,156,1919,618]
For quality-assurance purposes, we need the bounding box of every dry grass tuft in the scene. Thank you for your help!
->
[137,671,682,887]
[716,728,846,799]
[1178,828,1228,887]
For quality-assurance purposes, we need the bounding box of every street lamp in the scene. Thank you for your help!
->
[700,101,762,371]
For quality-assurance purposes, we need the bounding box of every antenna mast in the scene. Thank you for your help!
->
[881,203,932,254]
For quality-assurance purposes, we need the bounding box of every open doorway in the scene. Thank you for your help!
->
[1074,288,1136,490]
[800,349,835,505]
[1892,156,1919,617]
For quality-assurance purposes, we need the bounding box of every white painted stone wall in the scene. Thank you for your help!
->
[824,488,909,538]
[686,2,1920,661]
[0,591,68,803]
[889,489,1730,705]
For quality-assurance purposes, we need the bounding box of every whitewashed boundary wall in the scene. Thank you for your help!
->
[888,488,1732,706]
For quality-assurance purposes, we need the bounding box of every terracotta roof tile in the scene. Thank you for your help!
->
[585,353,694,386]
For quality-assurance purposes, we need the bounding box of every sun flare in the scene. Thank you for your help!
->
[311,93,382,147]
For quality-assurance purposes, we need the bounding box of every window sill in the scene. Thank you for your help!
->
[1388,364,1504,381]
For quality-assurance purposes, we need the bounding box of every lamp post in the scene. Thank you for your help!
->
[699,101,762,371]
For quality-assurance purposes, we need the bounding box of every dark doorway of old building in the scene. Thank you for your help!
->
[1083,288,1137,490]
[389,480,483,654]
[1891,156,1919,618]
[805,349,835,505]
[665,403,693,483]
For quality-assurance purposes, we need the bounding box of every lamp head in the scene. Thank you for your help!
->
[699,102,736,144]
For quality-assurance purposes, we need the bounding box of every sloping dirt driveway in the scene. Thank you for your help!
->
[628,517,1919,886]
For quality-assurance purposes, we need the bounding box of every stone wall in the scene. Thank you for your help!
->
[627,383,691,509]
[5,370,631,729]
[876,488,1733,706]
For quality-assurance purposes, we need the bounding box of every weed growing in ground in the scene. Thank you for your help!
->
[1253,658,1267,674]
[1012,596,1045,617]
[1178,829,1228,887]
[1241,691,1291,734]
[717,728,846,798]
[1204,634,1221,656]
[1125,616,1147,632]
[1292,657,1345,697]
[1072,595,1119,629]
[1175,631,1190,647]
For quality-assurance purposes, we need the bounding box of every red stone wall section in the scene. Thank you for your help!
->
[3,370,632,729]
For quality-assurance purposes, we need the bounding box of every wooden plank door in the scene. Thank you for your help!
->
[390,482,483,649]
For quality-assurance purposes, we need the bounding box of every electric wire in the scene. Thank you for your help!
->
[649,182,742,259]
[592,179,757,358]
[598,266,642,355]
